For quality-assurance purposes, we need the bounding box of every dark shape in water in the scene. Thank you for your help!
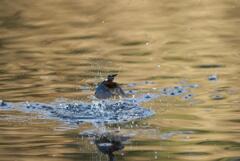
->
[95,74,126,99]
[95,133,127,161]
[0,100,7,106]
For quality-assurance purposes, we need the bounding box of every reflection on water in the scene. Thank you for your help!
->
[0,0,240,161]
[80,129,130,161]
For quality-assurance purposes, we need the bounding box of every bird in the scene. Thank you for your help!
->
[95,74,126,99]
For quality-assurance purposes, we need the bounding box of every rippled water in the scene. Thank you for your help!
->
[0,0,240,161]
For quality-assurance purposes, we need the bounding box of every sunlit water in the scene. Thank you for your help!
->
[0,0,239,161]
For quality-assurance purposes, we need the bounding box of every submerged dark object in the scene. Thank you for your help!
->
[95,133,127,161]
[95,74,126,99]
[0,100,7,106]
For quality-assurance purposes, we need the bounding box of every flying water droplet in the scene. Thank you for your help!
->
[208,74,218,81]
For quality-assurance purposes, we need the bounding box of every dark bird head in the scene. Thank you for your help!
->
[107,74,118,82]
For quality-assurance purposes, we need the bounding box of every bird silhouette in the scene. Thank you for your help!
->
[95,74,126,99]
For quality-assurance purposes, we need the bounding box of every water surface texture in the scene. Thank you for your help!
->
[0,0,240,161]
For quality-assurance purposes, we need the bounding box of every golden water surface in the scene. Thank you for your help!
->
[0,0,239,161]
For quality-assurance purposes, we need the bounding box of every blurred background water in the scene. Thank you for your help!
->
[0,0,239,161]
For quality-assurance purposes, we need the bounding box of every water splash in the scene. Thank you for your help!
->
[0,82,197,125]
[0,98,154,125]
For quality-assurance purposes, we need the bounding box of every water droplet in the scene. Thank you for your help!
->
[145,94,151,99]
[211,94,225,100]
[208,74,218,81]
